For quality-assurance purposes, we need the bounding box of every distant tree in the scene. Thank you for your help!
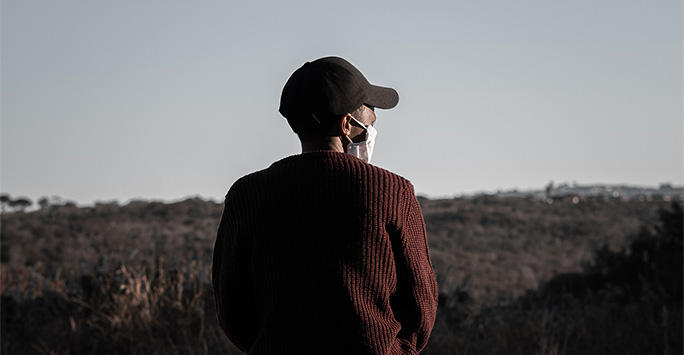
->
[9,198,32,212]
[38,197,50,210]
[545,181,554,199]
[659,182,673,190]
[50,195,64,206]
[0,193,10,213]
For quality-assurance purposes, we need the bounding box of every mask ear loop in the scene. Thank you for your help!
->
[350,116,369,131]
[345,115,370,143]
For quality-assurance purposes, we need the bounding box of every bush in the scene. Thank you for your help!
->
[424,202,683,355]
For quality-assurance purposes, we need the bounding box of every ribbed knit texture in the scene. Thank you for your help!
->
[212,151,438,354]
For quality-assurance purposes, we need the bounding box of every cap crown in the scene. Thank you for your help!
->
[279,57,398,133]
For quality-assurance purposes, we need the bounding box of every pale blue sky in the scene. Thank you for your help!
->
[2,1,682,205]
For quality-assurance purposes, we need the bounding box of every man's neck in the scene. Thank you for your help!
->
[300,136,346,154]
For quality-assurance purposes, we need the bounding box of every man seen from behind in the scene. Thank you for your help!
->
[212,56,439,354]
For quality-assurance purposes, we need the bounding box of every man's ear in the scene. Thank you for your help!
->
[337,114,353,136]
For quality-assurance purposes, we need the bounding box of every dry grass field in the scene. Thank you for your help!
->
[1,195,681,354]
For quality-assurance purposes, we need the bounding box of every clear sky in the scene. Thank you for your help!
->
[2,1,682,205]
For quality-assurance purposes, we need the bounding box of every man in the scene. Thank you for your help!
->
[212,56,438,354]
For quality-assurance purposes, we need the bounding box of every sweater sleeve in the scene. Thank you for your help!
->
[212,192,258,352]
[390,185,439,353]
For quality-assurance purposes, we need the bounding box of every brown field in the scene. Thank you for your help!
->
[1,196,681,354]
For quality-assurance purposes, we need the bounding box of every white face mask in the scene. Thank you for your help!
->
[345,116,377,164]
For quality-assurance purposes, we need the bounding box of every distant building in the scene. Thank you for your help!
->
[475,183,684,202]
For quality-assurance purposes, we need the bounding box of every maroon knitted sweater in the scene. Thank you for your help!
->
[212,151,438,354]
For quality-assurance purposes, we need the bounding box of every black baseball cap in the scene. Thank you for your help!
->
[279,56,399,133]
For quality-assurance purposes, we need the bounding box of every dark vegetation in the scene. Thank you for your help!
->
[1,194,681,354]
[426,201,682,355]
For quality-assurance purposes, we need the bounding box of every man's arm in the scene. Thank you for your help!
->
[390,186,439,353]
[212,194,258,352]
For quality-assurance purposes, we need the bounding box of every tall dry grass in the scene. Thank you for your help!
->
[4,257,679,354]
[1,257,241,354]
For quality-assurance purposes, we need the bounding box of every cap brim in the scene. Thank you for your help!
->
[366,85,399,110]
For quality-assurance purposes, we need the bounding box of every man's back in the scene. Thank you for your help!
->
[212,151,438,354]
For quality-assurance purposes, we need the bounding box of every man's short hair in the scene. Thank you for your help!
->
[295,106,365,139]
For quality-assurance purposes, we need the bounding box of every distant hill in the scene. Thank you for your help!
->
[2,195,680,354]
[474,182,684,202]
[1,194,673,304]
